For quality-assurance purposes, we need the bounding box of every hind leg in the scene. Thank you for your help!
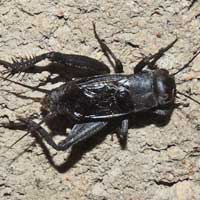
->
[0,51,111,79]
[0,24,123,78]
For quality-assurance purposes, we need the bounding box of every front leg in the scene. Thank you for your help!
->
[134,38,178,74]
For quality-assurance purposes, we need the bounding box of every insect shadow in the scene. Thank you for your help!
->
[0,24,200,172]
[7,113,170,173]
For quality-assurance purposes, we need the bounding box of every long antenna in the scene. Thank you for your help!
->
[172,50,200,76]
[177,91,200,105]
[7,131,30,150]
[0,76,48,93]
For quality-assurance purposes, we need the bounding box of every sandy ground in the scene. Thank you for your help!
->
[0,0,200,199]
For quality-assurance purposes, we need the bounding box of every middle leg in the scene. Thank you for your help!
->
[93,23,124,73]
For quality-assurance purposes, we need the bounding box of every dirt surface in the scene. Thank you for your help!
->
[0,0,200,199]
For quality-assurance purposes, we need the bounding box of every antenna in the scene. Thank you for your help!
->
[177,91,200,106]
[7,131,30,150]
[172,50,200,76]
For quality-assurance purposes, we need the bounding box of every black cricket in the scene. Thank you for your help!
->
[0,24,199,151]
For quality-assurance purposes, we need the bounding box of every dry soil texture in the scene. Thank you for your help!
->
[0,0,200,200]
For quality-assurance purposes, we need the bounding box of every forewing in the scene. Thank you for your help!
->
[70,74,134,119]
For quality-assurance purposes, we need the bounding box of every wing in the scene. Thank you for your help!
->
[64,74,135,119]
